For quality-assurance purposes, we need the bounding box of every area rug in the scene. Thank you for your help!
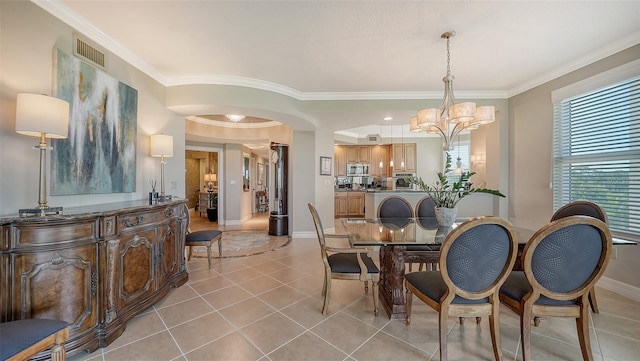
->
[190,231,289,258]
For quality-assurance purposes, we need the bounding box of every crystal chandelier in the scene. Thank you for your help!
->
[411,31,495,151]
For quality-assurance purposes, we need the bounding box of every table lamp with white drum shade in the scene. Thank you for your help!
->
[15,93,69,217]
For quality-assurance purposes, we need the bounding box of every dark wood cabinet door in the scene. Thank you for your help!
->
[114,229,156,311]
[157,221,178,286]
[11,244,99,337]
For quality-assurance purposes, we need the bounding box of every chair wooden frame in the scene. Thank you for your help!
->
[550,200,609,315]
[376,196,414,219]
[499,216,612,361]
[1,321,69,361]
[185,207,222,268]
[308,203,380,316]
[405,216,518,361]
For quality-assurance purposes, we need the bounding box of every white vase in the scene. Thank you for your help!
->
[435,207,457,227]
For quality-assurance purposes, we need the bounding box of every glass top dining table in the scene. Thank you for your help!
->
[340,217,636,247]
[340,217,512,248]
[339,216,636,320]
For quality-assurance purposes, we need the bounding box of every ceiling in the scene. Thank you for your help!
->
[37,1,640,147]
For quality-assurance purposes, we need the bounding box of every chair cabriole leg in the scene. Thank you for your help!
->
[373,281,379,316]
[405,284,413,325]
[322,270,331,315]
[439,306,449,361]
[577,300,595,361]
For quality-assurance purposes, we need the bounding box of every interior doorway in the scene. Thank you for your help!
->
[185,150,218,211]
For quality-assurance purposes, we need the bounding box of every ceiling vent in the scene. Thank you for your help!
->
[73,33,106,70]
[365,134,381,144]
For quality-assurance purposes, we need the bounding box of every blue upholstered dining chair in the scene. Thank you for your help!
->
[404,216,518,361]
[377,196,414,220]
[0,319,69,360]
[405,196,439,272]
[550,200,608,315]
[184,206,222,269]
[499,215,612,361]
[308,203,380,316]
[377,195,414,231]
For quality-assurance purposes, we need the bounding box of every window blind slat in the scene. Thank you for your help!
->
[554,77,640,238]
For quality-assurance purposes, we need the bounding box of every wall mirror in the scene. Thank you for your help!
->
[243,153,250,192]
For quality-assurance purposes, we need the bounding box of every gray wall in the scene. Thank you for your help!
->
[509,44,640,288]
[0,1,185,216]
[291,131,316,237]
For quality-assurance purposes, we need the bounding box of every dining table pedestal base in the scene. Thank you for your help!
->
[379,245,442,320]
[379,245,409,320]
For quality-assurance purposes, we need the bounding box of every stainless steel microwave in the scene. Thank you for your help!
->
[347,163,369,176]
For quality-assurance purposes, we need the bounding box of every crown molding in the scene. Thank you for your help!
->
[508,30,640,97]
[35,1,509,102]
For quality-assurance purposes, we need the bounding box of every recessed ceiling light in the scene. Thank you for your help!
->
[225,114,245,122]
[383,116,393,121]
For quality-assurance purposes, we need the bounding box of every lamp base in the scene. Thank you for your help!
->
[19,206,63,217]
[158,194,172,202]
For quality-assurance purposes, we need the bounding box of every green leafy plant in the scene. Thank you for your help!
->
[408,152,505,208]
[207,191,217,209]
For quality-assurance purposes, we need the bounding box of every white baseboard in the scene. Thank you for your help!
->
[291,231,316,239]
[597,277,640,302]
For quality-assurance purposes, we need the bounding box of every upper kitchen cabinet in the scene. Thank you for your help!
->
[346,146,370,164]
[334,145,347,176]
[391,143,417,173]
[370,145,390,177]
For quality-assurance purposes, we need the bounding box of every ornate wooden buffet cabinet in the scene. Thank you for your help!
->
[0,199,189,359]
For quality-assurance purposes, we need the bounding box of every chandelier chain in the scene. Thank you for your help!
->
[446,36,451,76]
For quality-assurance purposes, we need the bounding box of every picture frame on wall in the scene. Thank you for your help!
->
[257,162,265,185]
[320,156,332,176]
[52,48,138,195]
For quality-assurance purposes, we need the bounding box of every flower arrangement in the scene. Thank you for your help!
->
[408,152,505,208]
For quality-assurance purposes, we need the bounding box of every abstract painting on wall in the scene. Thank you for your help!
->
[51,49,138,195]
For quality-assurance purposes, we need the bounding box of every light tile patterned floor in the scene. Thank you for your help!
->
[69,212,640,361]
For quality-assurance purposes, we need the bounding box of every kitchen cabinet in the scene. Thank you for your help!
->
[370,145,390,177]
[348,191,365,216]
[335,191,365,217]
[334,192,348,217]
[392,143,417,173]
[334,146,346,177]
[0,199,188,359]
[345,146,370,164]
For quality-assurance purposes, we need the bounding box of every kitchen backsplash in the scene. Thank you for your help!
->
[335,176,391,190]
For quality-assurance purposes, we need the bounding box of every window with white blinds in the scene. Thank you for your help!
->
[553,76,640,240]
[446,140,470,184]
